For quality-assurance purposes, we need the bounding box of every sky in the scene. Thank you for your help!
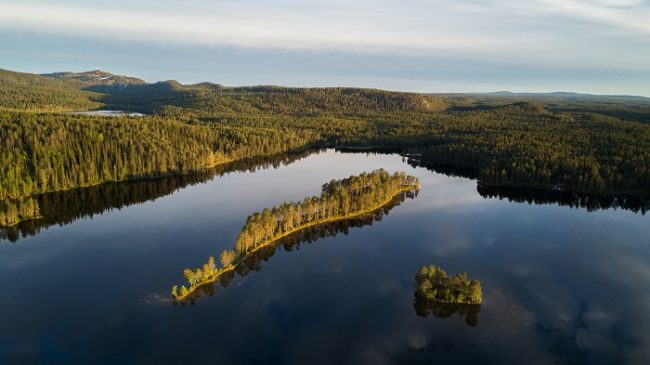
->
[0,0,649,95]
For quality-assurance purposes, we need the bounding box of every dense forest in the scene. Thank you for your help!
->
[415,265,482,304]
[172,169,419,301]
[395,109,650,194]
[0,111,319,201]
[0,197,40,227]
[1,67,650,227]
[0,149,317,241]
[0,69,102,111]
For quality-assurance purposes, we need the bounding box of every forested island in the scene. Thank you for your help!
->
[1,68,650,228]
[172,169,419,301]
[177,193,414,302]
[415,265,482,304]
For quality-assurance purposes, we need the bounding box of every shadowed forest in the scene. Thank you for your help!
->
[0,149,317,241]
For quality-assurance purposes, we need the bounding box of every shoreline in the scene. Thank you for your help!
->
[0,146,319,228]
[4,146,646,230]
[0,144,322,202]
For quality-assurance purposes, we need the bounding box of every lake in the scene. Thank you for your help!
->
[68,110,145,117]
[1,149,649,365]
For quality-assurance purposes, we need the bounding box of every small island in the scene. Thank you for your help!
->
[415,265,482,304]
[172,169,419,301]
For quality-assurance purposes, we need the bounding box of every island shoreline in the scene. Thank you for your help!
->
[173,184,418,301]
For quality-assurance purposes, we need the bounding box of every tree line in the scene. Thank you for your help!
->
[0,197,39,227]
[0,149,317,241]
[0,111,320,201]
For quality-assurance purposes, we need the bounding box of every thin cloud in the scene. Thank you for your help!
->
[0,0,648,94]
[0,2,507,53]
[540,0,650,33]
[2,0,648,52]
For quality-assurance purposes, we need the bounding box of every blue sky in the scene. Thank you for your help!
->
[1,0,649,95]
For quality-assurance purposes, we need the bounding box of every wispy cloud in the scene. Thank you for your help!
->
[540,0,650,33]
[0,0,648,94]
[1,0,648,55]
[0,1,506,52]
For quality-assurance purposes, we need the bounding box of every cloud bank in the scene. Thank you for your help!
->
[1,0,648,66]
[0,0,648,94]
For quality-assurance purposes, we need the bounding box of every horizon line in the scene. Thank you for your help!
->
[4,66,650,99]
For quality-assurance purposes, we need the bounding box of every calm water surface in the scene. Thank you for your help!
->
[69,110,145,117]
[1,150,649,365]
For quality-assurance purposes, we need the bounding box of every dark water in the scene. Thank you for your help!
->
[1,150,649,365]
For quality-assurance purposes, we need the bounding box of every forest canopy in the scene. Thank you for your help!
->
[1,67,650,228]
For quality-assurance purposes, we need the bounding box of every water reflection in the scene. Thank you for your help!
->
[1,149,648,364]
[476,183,649,214]
[0,149,318,242]
[178,192,416,304]
[337,148,649,214]
[413,296,481,327]
[3,147,647,243]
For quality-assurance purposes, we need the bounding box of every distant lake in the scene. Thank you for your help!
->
[68,110,145,117]
[1,149,649,365]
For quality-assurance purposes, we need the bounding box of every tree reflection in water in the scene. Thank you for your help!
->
[4,147,647,243]
[337,148,649,214]
[407,153,649,214]
[413,296,481,327]
[0,149,319,242]
[476,183,649,214]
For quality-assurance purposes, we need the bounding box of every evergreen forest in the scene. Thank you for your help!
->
[415,265,483,304]
[2,68,650,227]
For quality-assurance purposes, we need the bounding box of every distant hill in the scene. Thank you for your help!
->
[0,68,102,111]
[1,68,449,115]
[1,67,648,124]
[434,90,650,124]
[43,70,145,84]
[477,91,650,103]
[0,68,83,88]
[38,69,448,115]
[42,70,147,93]
[434,91,650,102]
